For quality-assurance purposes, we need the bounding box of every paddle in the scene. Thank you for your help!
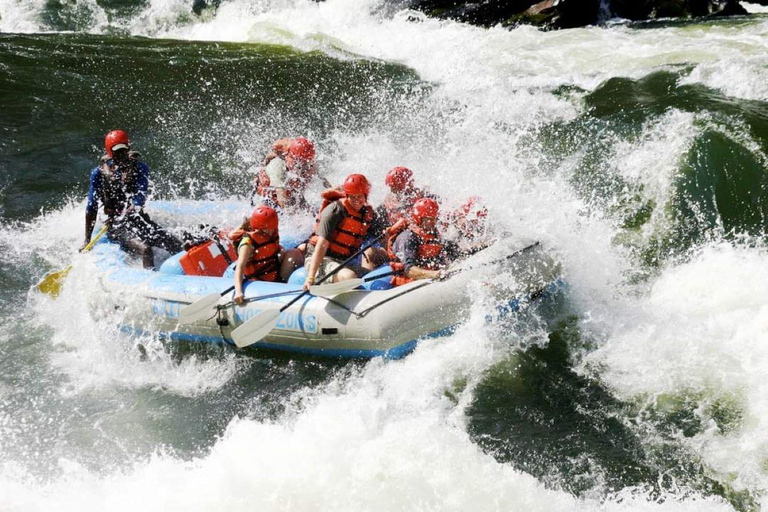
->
[179,284,240,324]
[308,268,400,297]
[308,278,363,298]
[440,241,540,280]
[179,278,364,325]
[37,225,109,297]
[231,231,388,348]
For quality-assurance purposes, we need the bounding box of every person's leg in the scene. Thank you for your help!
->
[362,247,389,271]
[278,248,303,282]
[135,211,183,254]
[110,219,155,268]
[123,238,154,269]
[332,268,358,282]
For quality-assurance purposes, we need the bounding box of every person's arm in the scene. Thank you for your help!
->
[274,188,289,208]
[304,237,329,290]
[405,266,441,280]
[394,231,442,281]
[233,241,255,305]
[131,162,150,209]
[264,139,291,164]
[81,168,100,250]
[302,203,343,289]
[81,210,98,252]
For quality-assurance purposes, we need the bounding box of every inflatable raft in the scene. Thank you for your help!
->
[87,233,563,359]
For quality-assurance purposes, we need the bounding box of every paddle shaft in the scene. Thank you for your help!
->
[277,232,387,313]
[82,225,109,252]
[443,241,540,280]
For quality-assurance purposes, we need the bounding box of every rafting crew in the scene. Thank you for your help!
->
[82,130,183,269]
[387,197,463,285]
[303,173,390,290]
[377,166,437,225]
[251,137,332,212]
[82,131,494,285]
[230,205,303,305]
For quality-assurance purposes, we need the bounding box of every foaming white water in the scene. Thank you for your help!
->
[148,0,768,101]
[743,2,768,13]
[583,243,768,494]
[0,315,733,511]
[3,201,246,396]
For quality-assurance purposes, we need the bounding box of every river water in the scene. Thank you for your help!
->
[1,1,768,510]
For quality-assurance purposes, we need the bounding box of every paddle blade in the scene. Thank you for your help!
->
[178,292,224,324]
[232,309,281,348]
[309,278,364,298]
[36,266,72,297]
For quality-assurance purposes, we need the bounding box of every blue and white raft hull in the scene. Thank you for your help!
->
[90,241,562,359]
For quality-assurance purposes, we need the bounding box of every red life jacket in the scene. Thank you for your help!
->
[309,198,373,259]
[387,224,445,286]
[255,168,280,205]
[179,229,238,277]
[230,230,281,282]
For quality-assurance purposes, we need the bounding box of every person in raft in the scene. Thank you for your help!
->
[377,166,437,225]
[441,195,492,255]
[251,137,332,211]
[302,173,389,291]
[231,205,304,305]
[388,197,462,286]
[82,130,183,269]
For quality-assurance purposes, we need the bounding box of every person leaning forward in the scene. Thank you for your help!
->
[251,137,332,212]
[229,205,304,305]
[303,173,389,290]
[82,130,182,269]
[388,198,461,286]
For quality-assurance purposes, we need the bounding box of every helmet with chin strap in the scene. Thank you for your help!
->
[411,198,439,225]
[104,130,130,158]
[249,205,279,231]
[343,173,371,198]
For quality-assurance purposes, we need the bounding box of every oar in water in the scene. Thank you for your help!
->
[231,232,388,348]
[37,225,109,298]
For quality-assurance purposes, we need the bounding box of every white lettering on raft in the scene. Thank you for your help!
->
[151,299,318,335]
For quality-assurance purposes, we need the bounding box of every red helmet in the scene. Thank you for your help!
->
[287,137,316,163]
[343,174,371,197]
[249,205,279,231]
[411,198,439,225]
[104,130,130,158]
[385,166,413,193]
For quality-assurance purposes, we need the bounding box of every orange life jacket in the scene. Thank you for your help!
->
[387,224,445,286]
[229,230,281,282]
[255,168,283,206]
[309,198,373,259]
[179,229,238,277]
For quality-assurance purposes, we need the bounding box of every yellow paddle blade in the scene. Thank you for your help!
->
[36,266,72,297]
[35,225,109,298]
